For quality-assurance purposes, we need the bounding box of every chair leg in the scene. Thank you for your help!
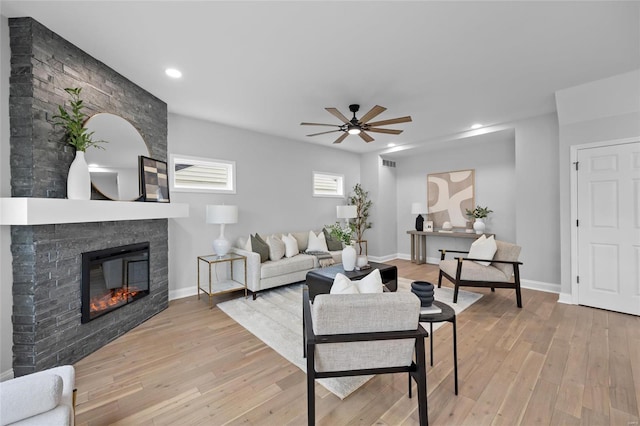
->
[515,283,522,308]
[408,373,412,398]
[491,287,495,292]
[307,347,315,426]
[414,341,429,426]
[453,284,459,303]
[437,271,443,288]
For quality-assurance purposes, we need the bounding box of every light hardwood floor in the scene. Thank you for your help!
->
[74,260,640,425]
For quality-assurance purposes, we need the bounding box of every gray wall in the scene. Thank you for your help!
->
[395,130,517,262]
[167,113,361,299]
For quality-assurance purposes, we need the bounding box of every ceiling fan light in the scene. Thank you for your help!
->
[348,126,361,135]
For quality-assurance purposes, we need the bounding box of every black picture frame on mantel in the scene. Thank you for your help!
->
[139,156,170,202]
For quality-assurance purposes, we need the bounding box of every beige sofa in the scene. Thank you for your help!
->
[231,231,342,298]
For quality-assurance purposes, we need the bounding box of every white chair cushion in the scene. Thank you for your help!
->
[0,372,63,425]
[330,273,360,294]
[306,230,328,252]
[440,259,511,282]
[468,234,497,266]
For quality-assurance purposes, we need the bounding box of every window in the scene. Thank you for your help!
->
[169,154,236,193]
[313,172,344,197]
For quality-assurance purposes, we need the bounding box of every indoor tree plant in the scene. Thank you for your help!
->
[465,205,493,234]
[53,87,105,200]
[348,183,372,257]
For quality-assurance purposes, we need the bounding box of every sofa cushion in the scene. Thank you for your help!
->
[282,233,299,258]
[251,234,269,263]
[266,235,285,261]
[323,228,343,251]
[260,254,316,279]
[468,234,497,266]
[291,231,309,252]
[306,230,328,252]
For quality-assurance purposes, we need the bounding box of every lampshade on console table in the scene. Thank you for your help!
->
[206,205,238,257]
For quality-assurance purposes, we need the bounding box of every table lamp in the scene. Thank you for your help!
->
[336,205,357,226]
[411,202,427,231]
[206,205,238,256]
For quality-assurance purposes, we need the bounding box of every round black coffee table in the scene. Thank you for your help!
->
[419,300,458,395]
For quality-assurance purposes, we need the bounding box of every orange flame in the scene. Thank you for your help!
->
[90,288,140,313]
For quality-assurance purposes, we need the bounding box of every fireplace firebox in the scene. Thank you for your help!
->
[81,242,150,323]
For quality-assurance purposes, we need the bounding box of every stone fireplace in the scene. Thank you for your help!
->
[8,17,170,376]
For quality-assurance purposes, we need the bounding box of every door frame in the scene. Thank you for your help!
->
[569,136,639,304]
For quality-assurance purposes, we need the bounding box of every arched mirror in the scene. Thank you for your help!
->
[84,113,150,201]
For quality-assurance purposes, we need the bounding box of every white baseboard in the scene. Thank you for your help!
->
[557,292,575,304]
[169,287,198,301]
[521,279,560,294]
[0,368,14,381]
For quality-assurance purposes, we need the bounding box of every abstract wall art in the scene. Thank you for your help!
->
[427,169,475,229]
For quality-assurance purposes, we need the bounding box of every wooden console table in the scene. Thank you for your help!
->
[406,230,495,264]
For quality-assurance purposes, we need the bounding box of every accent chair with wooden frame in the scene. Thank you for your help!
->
[302,286,430,425]
[438,240,523,307]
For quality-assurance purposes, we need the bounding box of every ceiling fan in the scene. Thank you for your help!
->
[301,104,412,144]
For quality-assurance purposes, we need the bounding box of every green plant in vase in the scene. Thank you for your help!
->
[326,222,353,246]
[465,205,493,234]
[52,87,105,199]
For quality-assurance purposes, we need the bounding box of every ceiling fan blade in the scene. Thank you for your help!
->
[333,133,349,144]
[358,105,387,124]
[366,116,412,127]
[307,130,342,137]
[300,122,342,127]
[366,127,403,135]
[359,131,374,143]
[325,107,350,124]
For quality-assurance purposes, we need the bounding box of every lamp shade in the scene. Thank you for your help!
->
[411,202,427,215]
[206,205,238,224]
[336,205,357,219]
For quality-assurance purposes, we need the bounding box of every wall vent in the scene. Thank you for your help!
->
[382,159,396,168]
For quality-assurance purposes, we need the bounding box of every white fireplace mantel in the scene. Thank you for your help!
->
[0,198,189,225]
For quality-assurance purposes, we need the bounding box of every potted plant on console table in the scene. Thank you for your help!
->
[465,205,493,234]
[53,87,105,200]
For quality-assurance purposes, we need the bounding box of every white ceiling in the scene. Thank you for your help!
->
[2,1,639,155]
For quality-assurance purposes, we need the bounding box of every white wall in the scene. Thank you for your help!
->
[395,130,517,263]
[167,113,361,299]
[0,14,13,379]
[555,69,640,296]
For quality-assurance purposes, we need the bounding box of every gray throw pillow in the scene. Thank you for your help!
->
[323,228,343,251]
[251,234,269,263]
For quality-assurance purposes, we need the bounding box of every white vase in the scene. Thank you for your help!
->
[356,255,368,268]
[473,218,486,234]
[67,151,91,200]
[342,244,357,272]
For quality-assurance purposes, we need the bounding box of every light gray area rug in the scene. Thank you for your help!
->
[217,277,482,399]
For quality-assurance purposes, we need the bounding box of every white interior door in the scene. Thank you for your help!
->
[577,141,640,315]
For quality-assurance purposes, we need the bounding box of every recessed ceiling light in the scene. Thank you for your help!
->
[471,123,483,130]
[165,68,182,79]
[387,143,396,147]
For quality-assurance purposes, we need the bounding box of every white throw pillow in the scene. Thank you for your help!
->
[468,234,497,266]
[282,233,299,258]
[355,268,383,293]
[266,235,285,261]
[244,236,252,251]
[330,273,360,294]
[306,230,328,252]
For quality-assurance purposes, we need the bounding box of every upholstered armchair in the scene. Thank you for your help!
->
[303,286,429,425]
[438,239,523,307]
[0,365,75,426]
